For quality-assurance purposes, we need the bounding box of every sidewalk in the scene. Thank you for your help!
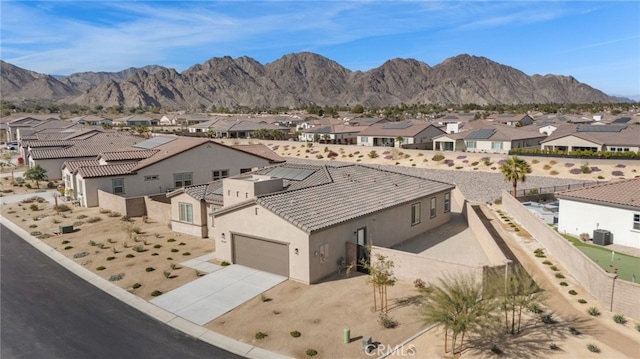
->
[0,214,293,359]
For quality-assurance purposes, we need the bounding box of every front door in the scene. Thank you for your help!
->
[356,227,369,274]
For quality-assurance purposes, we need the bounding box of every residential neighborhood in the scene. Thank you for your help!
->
[1,108,639,359]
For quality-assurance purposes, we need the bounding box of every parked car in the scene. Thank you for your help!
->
[6,141,18,150]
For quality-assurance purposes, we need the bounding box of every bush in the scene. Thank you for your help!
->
[96,266,106,271]
[290,330,301,338]
[559,282,568,286]
[145,267,155,272]
[255,331,267,340]
[528,303,544,314]
[549,343,560,351]
[221,261,231,266]
[182,252,191,256]
[132,283,141,289]
[580,163,592,174]
[540,313,554,324]
[636,324,640,332]
[555,273,565,278]
[30,204,39,211]
[305,349,318,357]
[613,314,627,324]
[106,256,116,261]
[490,345,503,355]
[132,245,145,253]
[55,204,71,212]
[151,290,163,297]
[171,248,179,253]
[153,244,162,249]
[568,290,578,295]
[378,313,398,328]
[587,307,600,316]
[368,150,379,159]
[64,246,73,250]
[167,238,176,242]
[578,299,587,304]
[432,153,445,162]
[549,265,559,271]
[569,326,581,335]
[125,254,135,258]
[550,170,559,175]
[542,260,553,265]
[260,294,272,302]
[86,216,102,223]
[108,273,125,282]
[587,344,600,353]
[73,251,89,258]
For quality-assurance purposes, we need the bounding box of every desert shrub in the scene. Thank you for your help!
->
[290,330,301,338]
[368,150,379,159]
[108,273,125,282]
[255,331,267,340]
[64,246,73,250]
[635,324,640,332]
[564,162,575,168]
[28,224,38,228]
[73,251,89,258]
[579,233,590,242]
[490,345,503,355]
[151,253,159,256]
[528,303,544,314]
[221,260,230,266]
[315,154,323,159]
[182,252,191,256]
[179,242,186,246]
[153,244,162,249]
[132,283,141,289]
[568,290,577,295]
[587,344,600,353]
[597,175,605,180]
[559,282,568,286]
[260,294,272,302]
[96,266,106,271]
[272,310,280,315]
[569,326,581,335]
[531,159,539,164]
[549,343,560,351]
[170,248,179,253]
[163,271,172,279]
[540,313,555,324]
[76,214,88,219]
[549,265,559,271]
[167,238,176,242]
[580,163,592,174]
[306,349,318,357]
[30,204,39,211]
[587,307,600,316]
[86,216,102,223]
[549,170,559,175]
[613,314,627,324]
[55,204,71,212]
[145,267,155,272]
[151,290,162,297]
[61,240,70,244]
[555,273,565,279]
[612,170,624,177]
[106,256,116,261]
[431,153,445,162]
[126,254,135,258]
[578,299,587,304]
[542,260,553,265]
[378,313,398,328]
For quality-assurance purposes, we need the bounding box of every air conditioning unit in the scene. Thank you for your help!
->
[592,229,611,246]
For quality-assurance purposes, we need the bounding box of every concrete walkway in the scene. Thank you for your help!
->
[0,215,293,359]
[180,252,222,273]
[151,265,287,326]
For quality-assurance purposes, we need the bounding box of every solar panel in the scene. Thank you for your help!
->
[383,122,412,129]
[265,167,315,181]
[611,117,631,124]
[133,137,176,149]
[577,125,626,133]
[466,128,496,140]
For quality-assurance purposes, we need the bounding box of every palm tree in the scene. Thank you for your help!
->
[421,275,495,355]
[500,156,532,197]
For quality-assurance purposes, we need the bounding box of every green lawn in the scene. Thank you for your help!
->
[561,234,640,282]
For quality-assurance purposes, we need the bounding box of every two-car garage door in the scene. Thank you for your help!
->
[232,234,289,277]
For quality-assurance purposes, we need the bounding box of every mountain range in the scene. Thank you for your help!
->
[0,53,625,109]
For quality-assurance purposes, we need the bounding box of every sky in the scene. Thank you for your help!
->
[1,1,639,97]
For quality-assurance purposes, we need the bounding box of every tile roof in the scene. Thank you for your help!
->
[557,178,640,210]
[541,124,640,146]
[77,163,137,178]
[62,160,101,172]
[357,121,436,137]
[29,133,143,160]
[230,144,285,163]
[99,149,159,161]
[213,164,454,233]
[464,125,546,141]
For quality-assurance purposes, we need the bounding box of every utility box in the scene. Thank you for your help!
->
[59,224,74,234]
[593,229,611,246]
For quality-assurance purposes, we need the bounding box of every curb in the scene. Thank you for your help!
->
[0,215,293,359]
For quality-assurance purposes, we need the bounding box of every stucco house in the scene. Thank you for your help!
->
[112,115,159,127]
[67,115,112,127]
[169,163,455,284]
[299,124,369,144]
[433,125,545,153]
[357,121,444,149]
[557,178,640,249]
[541,125,640,153]
[487,113,534,127]
[63,137,283,208]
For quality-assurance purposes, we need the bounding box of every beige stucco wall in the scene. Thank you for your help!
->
[611,280,640,319]
[144,195,171,226]
[371,246,483,285]
[170,192,208,238]
[29,158,69,180]
[97,190,146,217]
[213,204,311,283]
[542,135,602,151]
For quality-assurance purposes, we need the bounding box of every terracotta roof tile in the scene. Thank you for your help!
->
[77,163,137,178]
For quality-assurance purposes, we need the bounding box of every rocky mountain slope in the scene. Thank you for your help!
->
[1,53,619,108]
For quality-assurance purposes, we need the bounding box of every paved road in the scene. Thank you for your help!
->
[0,224,241,359]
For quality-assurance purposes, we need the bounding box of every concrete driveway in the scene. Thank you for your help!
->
[150,265,286,326]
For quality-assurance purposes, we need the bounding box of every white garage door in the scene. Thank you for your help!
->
[232,234,289,277]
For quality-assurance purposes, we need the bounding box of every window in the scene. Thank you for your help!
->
[634,213,640,230]
[466,141,476,149]
[144,175,159,181]
[174,172,192,187]
[491,141,503,150]
[212,169,229,180]
[240,168,252,174]
[430,197,437,218]
[179,203,193,223]
[360,136,368,143]
[112,178,124,194]
[444,193,451,213]
[411,202,421,225]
